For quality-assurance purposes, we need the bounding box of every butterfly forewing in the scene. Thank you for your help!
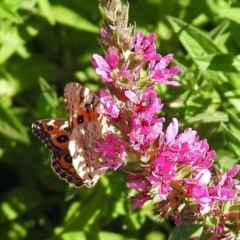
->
[32,119,69,153]
[64,82,100,131]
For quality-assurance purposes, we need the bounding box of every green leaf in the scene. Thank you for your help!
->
[52,5,98,33]
[4,55,64,95]
[65,185,81,202]
[221,123,240,156]
[226,109,240,127]
[37,0,55,25]
[195,54,240,72]
[125,210,146,230]
[55,184,110,235]
[185,111,228,124]
[0,24,23,64]
[219,8,240,24]
[99,231,134,240]
[216,150,239,170]
[0,187,42,224]
[229,204,240,211]
[167,16,222,60]
[0,2,22,23]
[0,105,30,143]
[0,222,27,240]
[169,223,203,240]
[38,78,59,108]
[60,231,85,240]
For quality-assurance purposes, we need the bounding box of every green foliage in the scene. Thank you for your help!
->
[1,0,240,239]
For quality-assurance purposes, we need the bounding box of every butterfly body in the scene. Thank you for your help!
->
[32,83,107,188]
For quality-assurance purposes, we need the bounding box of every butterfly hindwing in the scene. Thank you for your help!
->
[51,153,83,188]
[69,121,107,188]
[32,119,83,188]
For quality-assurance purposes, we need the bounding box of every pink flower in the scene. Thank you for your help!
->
[126,173,152,211]
[148,154,176,199]
[162,119,216,169]
[92,48,131,82]
[208,165,240,202]
[165,118,179,145]
[148,54,180,85]
[185,170,212,214]
[128,192,151,211]
[125,86,163,120]
[125,87,164,151]
[132,31,161,62]
[92,5,240,237]
[97,133,126,170]
[99,89,120,119]
[128,118,217,214]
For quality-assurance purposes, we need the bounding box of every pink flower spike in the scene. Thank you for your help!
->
[177,128,198,144]
[217,188,234,200]
[226,164,240,178]
[200,150,216,169]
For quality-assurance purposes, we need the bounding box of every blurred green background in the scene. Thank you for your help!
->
[1,0,240,239]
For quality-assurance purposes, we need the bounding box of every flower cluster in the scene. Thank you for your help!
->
[92,31,179,170]
[93,0,240,238]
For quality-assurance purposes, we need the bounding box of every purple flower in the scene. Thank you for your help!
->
[127,118,217,214]
[91,5,240,237]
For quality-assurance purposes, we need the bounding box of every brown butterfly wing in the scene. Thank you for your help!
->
[64,83,108,187]
[69,122,108,188]
[32,119,69,153]
[51,154,83,188]
[31,119,83,188]
[64,82,100,130]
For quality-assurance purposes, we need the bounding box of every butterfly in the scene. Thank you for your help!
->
[32,82,107,188]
